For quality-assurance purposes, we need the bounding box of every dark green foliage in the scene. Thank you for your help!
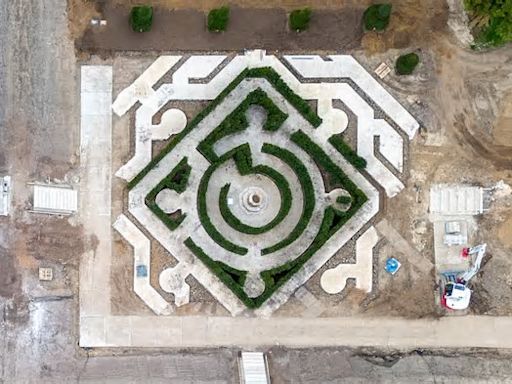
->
[219,164,292,234]
[465,0,512,46]
[363,4,392,31]
[289,8,312,31]
[336,195,352,205]
[184,238,255,307]
[198,88,288,161]
[328,135,367,169]
[145,158,191,230]
[130,6,153,32]
[291,130,367,212]
[197,146,249,256]
[128,67,322,190]
[395,52,420,75]
[127,69,250,189]
[246,67,322,127]
[260,143,315,255]
[207,6,230,32]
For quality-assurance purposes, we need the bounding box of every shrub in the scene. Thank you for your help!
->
[261,144,315,255]
[395,52,420,75]
[328,135,367,169]
[128,67,322,189]
[208,6,230,32]
[246,67,322,127]
[337,195,352,205]
[145,158,191,230]
[218,164,292,235]
[363,4,392,31]
[130,6,153,32]
[464,0,512,46]
[196,146,249,255]
[289,8,312,32]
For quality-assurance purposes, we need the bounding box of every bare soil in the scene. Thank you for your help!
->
[77,4,363,53]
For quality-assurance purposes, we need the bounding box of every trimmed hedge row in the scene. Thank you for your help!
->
[184,238,256,308]
[145,157,191,231]
[218,162,292,235]
[260,143,315,255]
[128,66,322,189]
[127,69,251,189]
[328,135,367,170]
[245,67,322,128]
[291,131,367,207]
[197,146,249,255]
[198,88,288,162]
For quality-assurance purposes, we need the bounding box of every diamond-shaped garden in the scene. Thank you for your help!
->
[127,67,371,309]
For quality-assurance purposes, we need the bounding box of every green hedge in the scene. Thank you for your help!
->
[197,146,249,255]
[289,8,312,32]
[207,6,230,32]
[128,66,322,189]
[218,163,292,235]
[260,143,315,255]
[184,238,255,307]
[130,6,153,32]
[328,135,367,169]
[246,67,322,127]
[198,88,288,161]
[363,4,392,31]
[291,130,367,213]
[395,52,420,75]
[145,158,191,231]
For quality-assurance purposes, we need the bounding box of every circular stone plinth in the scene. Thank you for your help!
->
[240,186,268,213]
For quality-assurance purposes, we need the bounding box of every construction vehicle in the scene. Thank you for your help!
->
[441,243,487,310]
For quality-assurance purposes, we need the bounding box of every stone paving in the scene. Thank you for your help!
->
[80,51,423,346]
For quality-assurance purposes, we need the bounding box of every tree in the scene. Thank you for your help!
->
[130,6,153,33]
[289,8,312,32]
[395,53,420,75]
[207,6,230,32]
[363,4,392,31]
[464,0,512,45]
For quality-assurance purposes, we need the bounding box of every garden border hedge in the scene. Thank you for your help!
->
[128,66,322,190]
[145,157,191,231]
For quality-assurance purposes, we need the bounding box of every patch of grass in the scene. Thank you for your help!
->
[207,6,230,32]
[130,6,153,32]
[246,67,322,127]
[289,8,312,32]
[395,52,420,75]
[363,4,392,31]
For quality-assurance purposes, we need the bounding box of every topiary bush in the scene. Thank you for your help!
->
[363,4,392,31]
[207,6,230,32]
[395,52,420,75]
[289,8,312,32]
[130,6,153,32]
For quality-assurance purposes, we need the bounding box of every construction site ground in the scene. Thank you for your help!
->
[1,0,512,382]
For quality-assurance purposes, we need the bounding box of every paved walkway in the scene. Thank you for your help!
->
[81,314,512,348]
